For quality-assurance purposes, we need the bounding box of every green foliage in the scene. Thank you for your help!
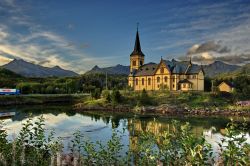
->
[111,90,122,105]
[102,90,111,103]
[137,89,152,106]
[0,118,249,165]
[91,88,102,99]
[134,120,214,165]
[0,116,60,166]
[219,120,250,165]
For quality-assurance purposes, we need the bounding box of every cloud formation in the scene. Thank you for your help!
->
[187,41,230,55]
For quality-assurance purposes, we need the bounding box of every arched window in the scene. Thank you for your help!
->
[148,78,151,85]
[160,67,164,74]
[133,61,136,66]
[157,77,160,83]
[164,76,168,82]
[135,78,138,85]
[142,78,144,85]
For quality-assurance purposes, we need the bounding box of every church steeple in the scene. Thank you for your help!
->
[130,25,145,57]
[129,24,145,72]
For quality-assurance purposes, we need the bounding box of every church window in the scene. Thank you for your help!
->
[135,78,138,85]
[160,67,164,74]
[157,77,160,83]
[173,84,175,88]
[183,84,186,88]
[164,76,168,82]
[148,78,151,85]
[193,75,196,79]
[133,61,136,66]
[142,78,144,85]
[140,61,143,65]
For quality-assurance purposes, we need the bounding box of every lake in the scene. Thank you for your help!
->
[0,104,250,156]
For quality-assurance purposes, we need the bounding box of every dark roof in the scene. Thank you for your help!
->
[220,81,235,88]
[134,63,158,76]
[130,30,145,57]
[131,59,203,76]
[163,59,202,74]
[186,64,203,74]
[178,79,192,84]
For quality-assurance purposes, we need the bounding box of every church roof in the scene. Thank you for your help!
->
[134,63,158,76]
[130,30,145,57]
[132,59,203,76]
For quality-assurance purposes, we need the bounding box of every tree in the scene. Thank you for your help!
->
[91,88,101,99]
[111,90,122,105]
[138,89,152,106]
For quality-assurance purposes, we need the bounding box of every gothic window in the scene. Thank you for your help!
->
[173,84,175,88]
[133,61,136,66]
[142,78,144,85]
[135,78,138,85]
[164,76,168,82]
[172,76,175,82]
[148,78,151,85]
[157,77,160,83]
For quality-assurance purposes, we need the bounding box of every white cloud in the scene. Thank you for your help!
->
[0,55,12,65]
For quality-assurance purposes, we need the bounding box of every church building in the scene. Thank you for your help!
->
[128,29,204,91]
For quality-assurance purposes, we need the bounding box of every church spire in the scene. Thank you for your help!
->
[134,29,142,53]
[130,23,145,57]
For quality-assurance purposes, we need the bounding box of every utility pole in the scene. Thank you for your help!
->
[211,79,214,93]
[106,72,108,90]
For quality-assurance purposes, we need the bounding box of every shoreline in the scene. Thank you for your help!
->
[73,103,250,117]
[0,94,88,106]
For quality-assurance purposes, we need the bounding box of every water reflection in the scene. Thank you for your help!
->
[0,105,249,154]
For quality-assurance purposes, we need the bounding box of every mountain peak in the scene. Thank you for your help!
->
[53,65,62,69]
[2,59,78,77]
[92,65,100,70]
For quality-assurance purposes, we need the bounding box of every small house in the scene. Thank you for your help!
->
[218,81,235,93]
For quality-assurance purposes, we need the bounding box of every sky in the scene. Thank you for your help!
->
[0,0,250,73]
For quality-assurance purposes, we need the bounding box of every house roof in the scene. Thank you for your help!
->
[219,81,235,88]
[178,79,193,84]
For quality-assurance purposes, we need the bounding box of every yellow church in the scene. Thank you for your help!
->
[128,29,204,91]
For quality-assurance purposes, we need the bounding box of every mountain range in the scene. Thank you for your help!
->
[0,59,245,78]
[1,59,78,78]
[85,64,130,75]
[85,60,243,78]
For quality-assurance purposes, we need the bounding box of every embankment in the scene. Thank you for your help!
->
[0,94,89,106]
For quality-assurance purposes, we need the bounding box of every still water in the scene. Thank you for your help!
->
[1,104,250,155]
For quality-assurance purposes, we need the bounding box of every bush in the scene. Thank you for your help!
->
[138,89,152,106]
[111,90,122,105]
[91,88,102,99]
[102,90,111,103]
[0,118,249,165]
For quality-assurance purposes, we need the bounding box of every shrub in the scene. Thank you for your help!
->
[111,90,122,105]
[138,89,152,106]
[91,88,102,99]
[102,90,111,103]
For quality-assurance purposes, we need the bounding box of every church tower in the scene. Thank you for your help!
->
[130,28,145,72]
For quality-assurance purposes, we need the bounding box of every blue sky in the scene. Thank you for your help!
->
[0,0,250,73]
